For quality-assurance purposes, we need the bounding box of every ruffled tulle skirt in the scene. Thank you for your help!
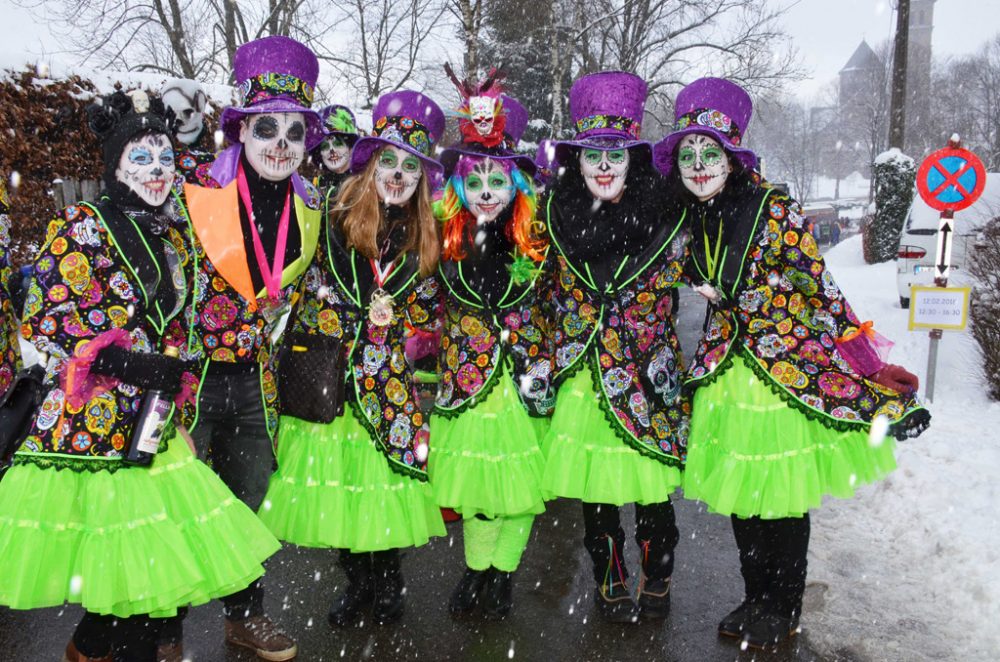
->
[429,374,546,519]
[541,364,682,506]
[683,358,898,519]
[259,410,445,552]
[0,433,279,618]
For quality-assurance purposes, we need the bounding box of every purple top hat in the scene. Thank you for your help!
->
[440,95,535,178]
[652,77,758,177]
[219,36,324,150]
[547,71,651,166]
[350,90,445,178]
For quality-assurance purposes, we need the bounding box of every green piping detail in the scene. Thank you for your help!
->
[727,191,770,298]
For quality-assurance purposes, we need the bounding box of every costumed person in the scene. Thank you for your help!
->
[311,104,360,213]
[167,35,326,661]
[160,79,217,184]
[0,176,21,398]
[651,77,930,649]
[0,90,279,662]
[430,76,552,618]
[538,71,688,623]
[257,90,446,628]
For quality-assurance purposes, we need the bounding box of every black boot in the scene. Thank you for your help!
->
[742,612,800,650]
[722,516,771,637]
[328,551,374,628]
[371,549,404,624]
[718,600,767,638]
[481,569,513,620]
[582,503,638,624]
[593,581,640,624]
[635,501,678,620]
[636,576,671,619]
[448,567,490,616]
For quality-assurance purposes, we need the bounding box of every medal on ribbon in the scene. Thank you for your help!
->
[369,258,396,326]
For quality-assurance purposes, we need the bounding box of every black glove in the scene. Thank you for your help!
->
[91,345,194,396]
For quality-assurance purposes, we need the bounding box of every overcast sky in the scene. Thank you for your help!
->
[1,0,998,102]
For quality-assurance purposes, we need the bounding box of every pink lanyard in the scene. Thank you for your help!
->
[237,163,291,300]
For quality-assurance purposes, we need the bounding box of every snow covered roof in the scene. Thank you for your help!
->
[839,40,881,75]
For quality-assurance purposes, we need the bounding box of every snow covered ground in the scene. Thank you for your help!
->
[806,235,1000,660]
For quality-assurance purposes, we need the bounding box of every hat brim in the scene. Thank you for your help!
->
[221,100,325,150]
[439,145,536,179]
[350,136,444,178]
[652,127,757,177]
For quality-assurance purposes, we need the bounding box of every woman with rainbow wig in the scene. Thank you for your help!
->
[430,82,553,619]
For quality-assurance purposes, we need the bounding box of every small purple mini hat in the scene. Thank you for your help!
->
[219,36,324,150]
[440,95,535,178]
[547,71,651,166]
[350,90,445,178]
[652,77,758,176]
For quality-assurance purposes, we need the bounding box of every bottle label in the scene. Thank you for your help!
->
[135,396,173,455]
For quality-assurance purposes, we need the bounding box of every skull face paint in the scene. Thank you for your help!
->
[114,132,176,208]
[461,157,513,223]
[375,146,422,206]
[579,148,629,202]
[677,134,732,201]
[239,113,306,181]
[468,96,496,137]
[319,134,350,174]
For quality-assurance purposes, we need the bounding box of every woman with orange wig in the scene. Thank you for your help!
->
[430,90,552,619]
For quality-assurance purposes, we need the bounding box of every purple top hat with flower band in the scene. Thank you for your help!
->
[544,70,651,167]
[350,90,445,178]
[440,95,535,178]
[219,35,324,150]
[652,77,758,176]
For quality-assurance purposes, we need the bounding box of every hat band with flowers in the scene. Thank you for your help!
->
[674,107,743,146]
[238,72,315,109]
[373,115,435,156]
[575,113,642,140]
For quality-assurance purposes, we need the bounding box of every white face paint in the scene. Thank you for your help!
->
[319,134,351,174]
[239,112,306,181]
[579,148,630,202]
[677,133,732,201]
[375,146,422,206]
[463,158,513,223]
[468,96,495,136]
[114,133,175,207]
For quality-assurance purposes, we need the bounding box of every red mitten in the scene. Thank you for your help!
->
[871,364,919,394]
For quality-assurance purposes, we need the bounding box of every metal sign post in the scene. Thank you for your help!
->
[914,135,986,401]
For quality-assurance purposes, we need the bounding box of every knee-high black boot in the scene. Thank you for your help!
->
[371,549,405,624]
[635,499,679,618]
[328,550,374,627]
[719,515,770,637]
[582,502,639,624]
[65,612,115,662]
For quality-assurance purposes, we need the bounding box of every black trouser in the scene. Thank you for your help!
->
[731,514,810,619]
[582,500,679,585]
[73,612,167,661]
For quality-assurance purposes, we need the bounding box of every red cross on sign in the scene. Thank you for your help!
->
[916,146,986,213]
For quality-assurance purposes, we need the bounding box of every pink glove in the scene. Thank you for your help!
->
[871,364,919,395]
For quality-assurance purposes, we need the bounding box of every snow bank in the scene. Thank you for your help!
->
[805,235,1000,660]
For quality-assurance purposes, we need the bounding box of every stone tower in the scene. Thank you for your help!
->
[906,0,935,153]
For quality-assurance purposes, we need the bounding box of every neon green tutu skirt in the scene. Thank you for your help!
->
[684,358,898,519]
[0,433,279,618]
[541,364,682,506]
[429,374,545,519]
[259,410,445,552]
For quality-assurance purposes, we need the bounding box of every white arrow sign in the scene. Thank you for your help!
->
[935,217,954,280]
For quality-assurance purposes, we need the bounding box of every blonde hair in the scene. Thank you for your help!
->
[332,152,440,277]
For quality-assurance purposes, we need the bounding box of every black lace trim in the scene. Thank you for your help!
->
[9,425,177,474]
[433,352,507,420]
[346,398,428,482]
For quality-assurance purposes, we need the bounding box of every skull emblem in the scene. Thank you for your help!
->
[646,344,680,403]
[59,252,92,295]
[468,96,496,136]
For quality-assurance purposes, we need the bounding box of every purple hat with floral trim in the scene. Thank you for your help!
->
[652,77,758,176]
[350,90,445,177]
[219,36,324,150]
[440,95,535,178]
[547,71,650,165]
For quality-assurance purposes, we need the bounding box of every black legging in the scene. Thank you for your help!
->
[731,514,810,618]
[582,500,679,584]
[73,611,166,661]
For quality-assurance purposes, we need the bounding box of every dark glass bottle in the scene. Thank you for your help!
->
[123,346,179,466]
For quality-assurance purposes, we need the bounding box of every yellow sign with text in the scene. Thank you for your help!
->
[908,286,970,331]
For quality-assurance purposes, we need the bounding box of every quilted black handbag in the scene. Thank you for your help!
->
[276,330,347,424]
[0,363,48,477]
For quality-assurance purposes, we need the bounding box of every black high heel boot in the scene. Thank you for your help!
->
[481,569,513,619]
[371,549,405,624]
[328,551,374,627]
[449,567,490,616]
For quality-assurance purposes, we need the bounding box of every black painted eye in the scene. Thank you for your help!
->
[286,121,305,143]
[253,116,279,140]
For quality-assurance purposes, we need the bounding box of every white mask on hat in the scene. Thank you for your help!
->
[375,146,422,206]
[463,158,513,223]
[468,96,496,137]
[115,133,176,207]
[320,135,351,174]
[580,148,629,202]
[161,81,207,147]
[239,112,306,181]
[677,134,732,201]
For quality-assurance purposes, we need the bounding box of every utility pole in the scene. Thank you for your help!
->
[888,0,910,149]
